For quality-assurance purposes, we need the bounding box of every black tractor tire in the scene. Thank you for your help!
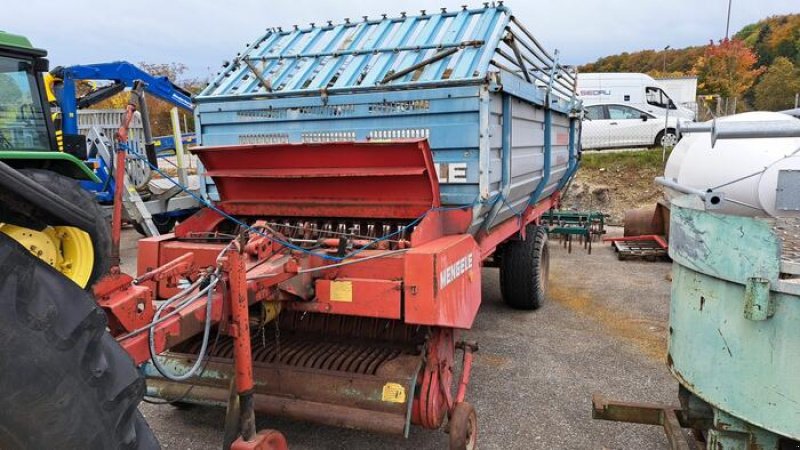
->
[133,215,177,236]
[20,169,111,287]
[0,233,159,450]
[499,224,549,310]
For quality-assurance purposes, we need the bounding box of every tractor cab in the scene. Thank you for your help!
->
[0,31,96,180]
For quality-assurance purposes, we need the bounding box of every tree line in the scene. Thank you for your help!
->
[579,13,800,111]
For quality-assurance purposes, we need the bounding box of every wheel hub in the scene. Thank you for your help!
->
[0,224,94,288]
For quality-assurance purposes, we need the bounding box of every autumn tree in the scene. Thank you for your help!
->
[754,57,800,111]
[693,38,763,107]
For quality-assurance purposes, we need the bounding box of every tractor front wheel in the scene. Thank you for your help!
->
[0,169,111,288]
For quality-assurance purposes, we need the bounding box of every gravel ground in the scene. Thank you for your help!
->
[121,226,676,449]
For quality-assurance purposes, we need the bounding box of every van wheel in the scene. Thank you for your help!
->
[655,129,678,147]
[499,224,549,310]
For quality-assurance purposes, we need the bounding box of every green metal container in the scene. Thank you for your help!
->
[668,194,800,448]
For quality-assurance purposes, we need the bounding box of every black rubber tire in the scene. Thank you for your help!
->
[499,224,549,310]
[448,401,477,450]
[20,169,111,287]
[133,215,177,236]
[0,233,159,450]
[654,128,679,148]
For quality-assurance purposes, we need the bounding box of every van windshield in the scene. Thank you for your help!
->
[645,86,677,110]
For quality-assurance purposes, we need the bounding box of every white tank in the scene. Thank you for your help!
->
[664,111,800,218]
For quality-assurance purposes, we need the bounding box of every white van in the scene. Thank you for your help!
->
[577,73,695,120]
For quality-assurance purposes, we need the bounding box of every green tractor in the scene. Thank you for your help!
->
[0,30,109,288]
[0,31,157,449]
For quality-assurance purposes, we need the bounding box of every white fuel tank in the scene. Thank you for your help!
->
[664,111,800,217]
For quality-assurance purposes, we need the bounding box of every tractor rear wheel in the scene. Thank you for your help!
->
[499,224,549,310]
[0,233,158,449]
[0,169,111,288]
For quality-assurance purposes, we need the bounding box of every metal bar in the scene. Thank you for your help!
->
[592,394,669,425]
[509,15,554,62]
[452,8,499,79]
[360,17,420,86]
[225,248,257,441]
[247,40,483,63]
[494,47,523,71]
[663,410,692,450]
[203,29,273,95]
[713,120,800,141]
[334,20,394,89]
[169,107,188,187]
[242,59,272,91]
[507,34,530,82]
[239,29,309,94]
[309,22,371,90]
[454,342,477,404]
[283,24,347,92]
[483,93,512,230]
[423,9,471,81]
[527,108,553,206]
[196,76,485,102]
[110,101,141,266]
[381,47,460,84]
[394,14,445,83]
[269,27,324,90]
[213,32,283,95]
[556,116,580,191]
[473,8,511,77]
[592,395,694,450]
[654,177,715,202]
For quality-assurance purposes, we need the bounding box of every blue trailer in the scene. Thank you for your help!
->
[195,4,581,233]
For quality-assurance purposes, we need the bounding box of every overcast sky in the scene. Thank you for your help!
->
[9,0,798,80]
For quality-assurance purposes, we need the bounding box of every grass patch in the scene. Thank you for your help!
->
[580,148,672,171]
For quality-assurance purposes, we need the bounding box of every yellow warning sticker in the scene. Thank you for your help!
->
[330,281,353,302]
[381,382,407,403]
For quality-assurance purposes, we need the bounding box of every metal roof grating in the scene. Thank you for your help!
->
[199,4,577,101]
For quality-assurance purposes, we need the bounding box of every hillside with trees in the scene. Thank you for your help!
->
[579,13,800,111]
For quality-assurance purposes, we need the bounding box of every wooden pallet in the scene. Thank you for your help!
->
[605,235,669,261]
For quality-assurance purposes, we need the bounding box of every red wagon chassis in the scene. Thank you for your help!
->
[95,139,559,449]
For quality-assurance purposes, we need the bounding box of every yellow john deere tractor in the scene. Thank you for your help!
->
[0,30,109,288]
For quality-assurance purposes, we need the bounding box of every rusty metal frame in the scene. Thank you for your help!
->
[591,394,706,450]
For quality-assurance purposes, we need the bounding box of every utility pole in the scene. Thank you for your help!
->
[663,45,670,73]
[725,0,733,39]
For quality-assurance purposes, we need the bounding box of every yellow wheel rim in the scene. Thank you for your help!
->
[0,224,94,288]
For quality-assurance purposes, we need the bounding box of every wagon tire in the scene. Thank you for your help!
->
[499,224,549,310]
[448,401,477,450]
[0,233,159,450]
